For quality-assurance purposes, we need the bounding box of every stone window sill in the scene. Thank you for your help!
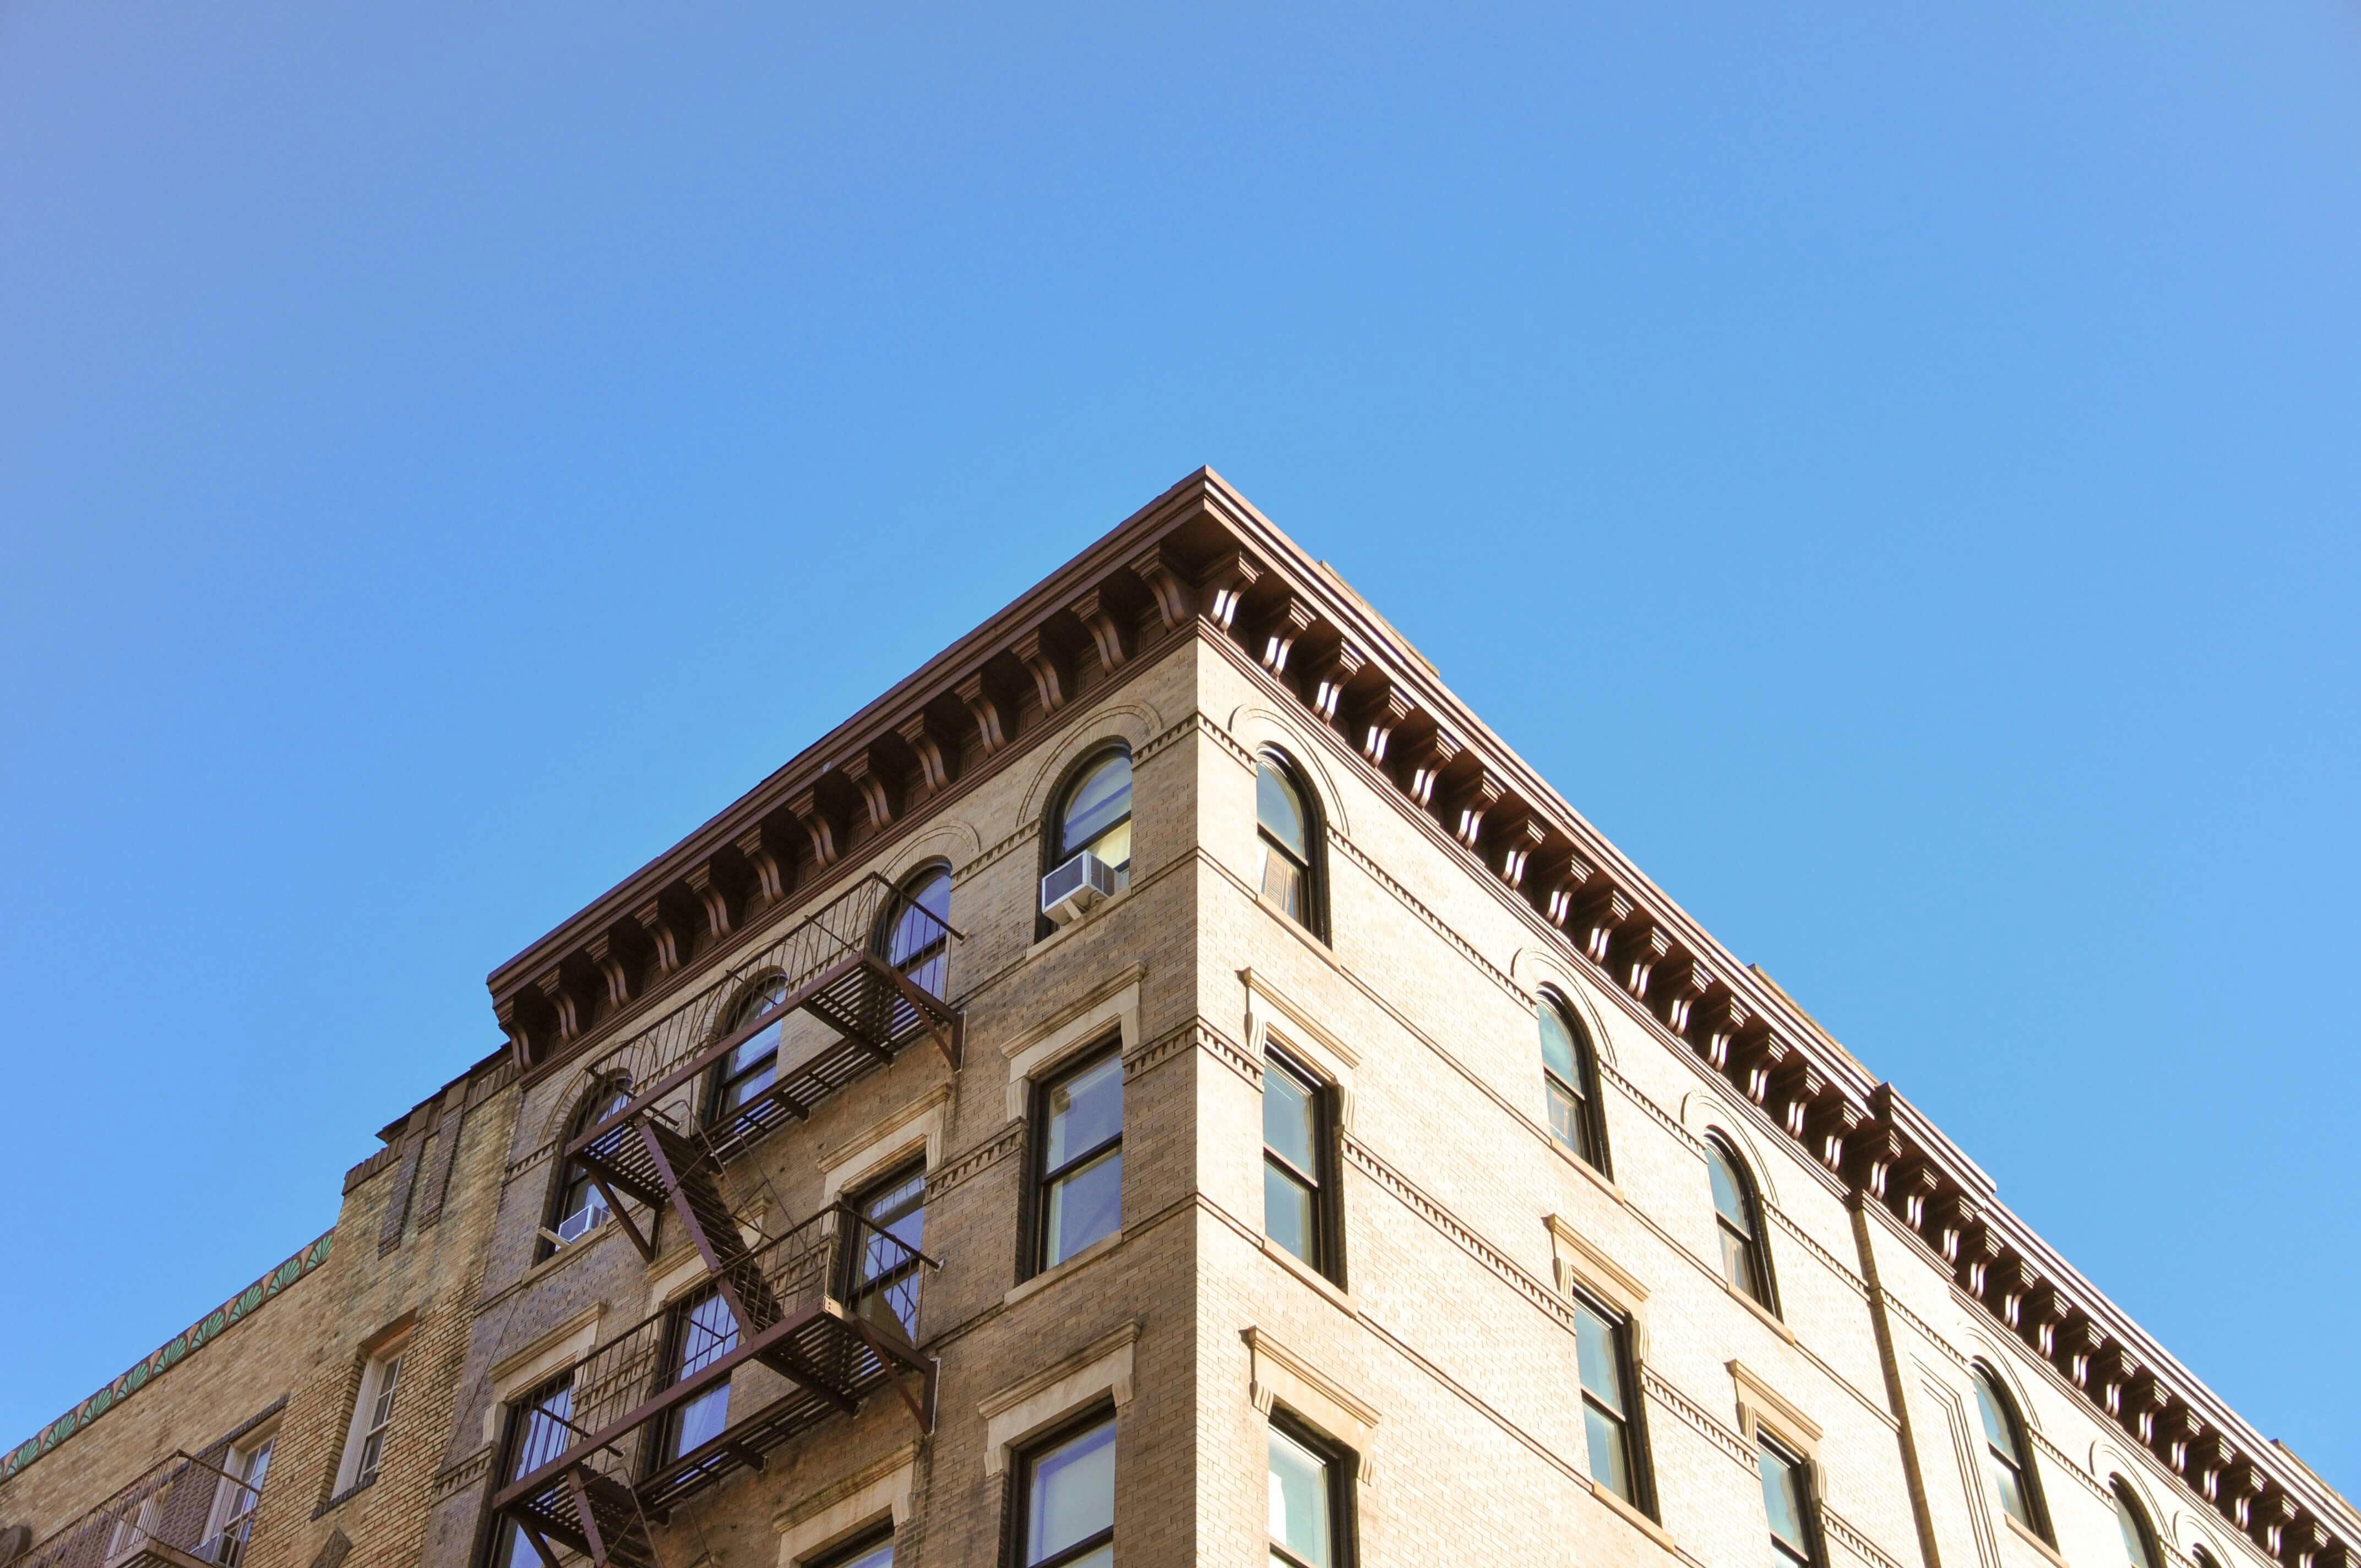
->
[1026,885,1133,962]
[1588,1476,1675,1549]
[1550,1139,1630,1206]
[1723,1275,1798,1346]
[314,1477,377,1518]
[2006,1512,2070,1568]
[1260,1235,1355,1315]
[1004,1230,1124,1309]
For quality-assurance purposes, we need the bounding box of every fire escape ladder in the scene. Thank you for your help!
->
[630,1119,779,1332]
[564,1466,657,1568]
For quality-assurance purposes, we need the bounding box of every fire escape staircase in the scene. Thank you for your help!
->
[493,876,959,1568]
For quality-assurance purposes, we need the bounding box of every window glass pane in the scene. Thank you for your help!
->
[1256,762,1310,858]
[858,1168,927,1262]
[1267,1429,1332,1568]
[1046,1055,1123,1170]
[1087,819,1133,877]
[1539,1004,1581,1084]
[1760,1445,1811,1558]
[1263,1062,1317,1174]
[1721,1226,1762,1298]
[1265,1162,1316,1264]
[1046,1148,1123,1266]
[1994,1462,2034,1531]
[1709,1144,1753,1233]
[833,1545,893,1568]
[1060,755,1133,857]
[1026,1420,1115,1565]
[1574,1301,1626,1415]
[1585,1404,1634,1502]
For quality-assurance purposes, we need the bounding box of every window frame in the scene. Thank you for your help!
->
[1261,1046,1344,1286]
[1757,1431,1823,1568]
[1005,1406,1117,1568]
[651,1283,740,1473]
[1254,750,1327,941]
[1537,991,1611,1176]
[1267,1411,1359,1568]
[847,1157,928,1344]
[1039,745,1135,938]
[706,972,791,1136]
[334,1336,410,1497]
[1570,1288,1657,1518]
[809,1524,897,1568]
[541,1077,631,1260]
[486,1371,578,1568]
[2111,1479,2163,1568]
[202,1421,278,1567]
[1971,1363,2053,1545]
[1707,1135,1778,1315]
[1027,1043,1125,1278]
[877,863,954,999]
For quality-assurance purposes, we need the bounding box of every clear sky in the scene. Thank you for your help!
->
[2,0,2355,1494]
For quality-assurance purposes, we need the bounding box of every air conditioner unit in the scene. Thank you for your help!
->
[1041,851,1117,926]
[542,1202,608,1250]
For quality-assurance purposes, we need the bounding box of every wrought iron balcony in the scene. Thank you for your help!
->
[491,1201,936,1568]
[22,1451,264,1568]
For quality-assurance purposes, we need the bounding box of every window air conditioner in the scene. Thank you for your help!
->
[542,1203,608,1250]
[1041,851,1117,926]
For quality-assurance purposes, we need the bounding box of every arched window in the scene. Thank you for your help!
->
[2192,1548,2222,1568]
[1255,752,1324,935]
[1538,994,1608,1172]
[544,1078,631,1254]
[1054,748,1133,888]
[880,864,953,998]
[709,974,790,1133]
[2112,1482,2161,1568]
[1707,1136,1774,1310]
[1972,1365,2048,1541]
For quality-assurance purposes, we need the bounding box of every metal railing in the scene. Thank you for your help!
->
[496,1200,935,1512]
[546,874,960,1163]
[23,1451,262,1568]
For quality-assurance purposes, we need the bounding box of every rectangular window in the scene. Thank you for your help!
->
[1267,1421,1355,1568]
[488,1375,575,1568]
[661,1287,739,1463]
[850,1162,927,1343]
[204,1429,276,1567]
[1036,1050,1122,1272]
[1759,1438,1818,1568]
[336,1341,407,1495]
[1011,1415,1114,1568]
[1262,1051,1339,1282]
[1573,1296,1649,1513]
[815,1531,896,1568]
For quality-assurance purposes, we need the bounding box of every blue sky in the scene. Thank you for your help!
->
[3,1,2354,1490]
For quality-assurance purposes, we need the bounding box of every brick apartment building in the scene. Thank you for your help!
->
[1,471,2349,1568]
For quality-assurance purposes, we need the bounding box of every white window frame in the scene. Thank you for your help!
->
[203,1423,278,1565]
[335,1336,410,1495]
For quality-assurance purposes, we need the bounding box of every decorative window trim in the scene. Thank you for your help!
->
[1240,968,1358,1126]
[1730,1359,1823,1457]
[773,1456,916,1566]
[1547,1216,1649,1333]
[1243,1327,1380,1484]
[979,1323,1140,1477]
[820,1085,952,1202]
[1002,974,1141,1121]
[482,1306,603,1444]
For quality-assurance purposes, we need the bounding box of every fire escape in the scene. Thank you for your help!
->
[19,1451,268,1568]
[492,875,962,1568]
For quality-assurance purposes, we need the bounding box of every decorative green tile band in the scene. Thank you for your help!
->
[2,1231,334,1484]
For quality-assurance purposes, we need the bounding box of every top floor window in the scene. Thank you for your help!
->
[334,1337,407,1496]
[1255,753,1323,937]
[1707,1136,1775,1311]
[710,974,791,1135]
[1971,1365,2049,1543]
[201,1425,276,1568]
[545,1078,631,1255]
[1056,750,1133,889]
[1537,995,1607,1173]
[882,864,953,998]
[2112,1481,2161,1568]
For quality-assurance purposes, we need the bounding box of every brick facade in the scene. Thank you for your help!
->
[3,472,2348,1568]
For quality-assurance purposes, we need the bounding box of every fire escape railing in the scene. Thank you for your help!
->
[566,873,961,1200]
[21,1450,264,1568]
[491,1202,938,1568]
